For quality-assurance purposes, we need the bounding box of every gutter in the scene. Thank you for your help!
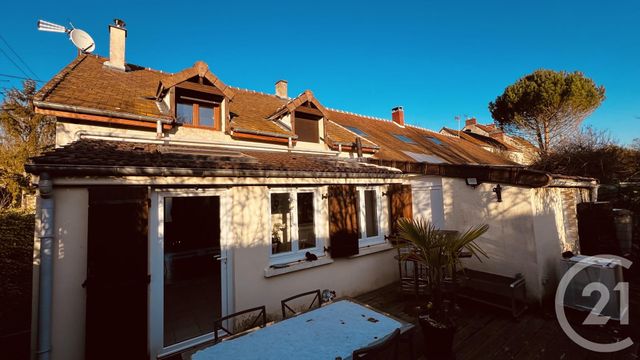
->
[36,174,54,360]
[33,101,173,124]
[25,164,401,179]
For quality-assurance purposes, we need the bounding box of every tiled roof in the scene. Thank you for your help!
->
[35,55,171,120]
[228,89,292,136]
[441,127,519,152]
[327,110,515,165]
[35,55,515,166]
[26,139,400,177]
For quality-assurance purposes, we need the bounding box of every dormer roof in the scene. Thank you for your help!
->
[156,61,235,100]
[266,90,329,120]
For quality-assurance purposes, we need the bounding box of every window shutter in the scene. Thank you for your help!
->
[388,184,413,236]
[328,184,359,257]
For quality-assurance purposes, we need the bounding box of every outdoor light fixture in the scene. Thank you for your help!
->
[465,177,479,188]
[493,184,503,202]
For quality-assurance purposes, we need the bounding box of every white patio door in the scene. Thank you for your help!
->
[149,189,232,358]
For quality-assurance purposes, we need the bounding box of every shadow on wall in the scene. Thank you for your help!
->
[445,180,569,304]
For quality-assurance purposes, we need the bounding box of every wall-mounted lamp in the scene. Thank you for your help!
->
[321,193,329,199]
[465,177,479,188]
[492,184,502,202]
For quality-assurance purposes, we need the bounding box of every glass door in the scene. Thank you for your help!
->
[150,190,231,358]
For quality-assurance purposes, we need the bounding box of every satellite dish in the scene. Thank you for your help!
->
[37,20,95,54]
[69,29,95,53]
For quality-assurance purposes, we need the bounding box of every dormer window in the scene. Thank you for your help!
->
[174,83,222,130]
[176,100,216,127]
[294,102,323,143]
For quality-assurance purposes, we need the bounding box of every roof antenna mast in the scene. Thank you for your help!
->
[37,20,96,54]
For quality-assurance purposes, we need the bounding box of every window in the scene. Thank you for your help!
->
[294,112,321,143]
[393,134,417,144]
[345,126,367,137]
[424,136,444,146]
[270,189,322,262]
[176,100,219,129]
[356,187,384,246]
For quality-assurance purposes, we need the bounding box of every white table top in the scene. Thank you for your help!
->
[193,299,406,360]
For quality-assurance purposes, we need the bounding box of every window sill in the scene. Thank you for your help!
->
[264,256,333,278]
[350,242,395,259]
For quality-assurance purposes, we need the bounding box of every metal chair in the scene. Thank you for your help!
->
[396,243,429,296]
[213,305,267,343]
[280,289,322,319]
[352,328,401,360]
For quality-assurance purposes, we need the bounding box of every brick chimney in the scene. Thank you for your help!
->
[275,80,288,98]
[465,117,477,126]
[104,19,127,71]
[392,107,404,126]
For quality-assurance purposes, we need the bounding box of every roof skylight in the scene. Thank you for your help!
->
[424,136,443,145]
[393,134,417,144]
[345,126,367,137]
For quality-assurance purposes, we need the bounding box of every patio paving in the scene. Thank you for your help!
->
[355,278,640,360]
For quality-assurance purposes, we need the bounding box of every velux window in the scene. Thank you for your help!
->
[356,187,384,246]
[270,189,322,262]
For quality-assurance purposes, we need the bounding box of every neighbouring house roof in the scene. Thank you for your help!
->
[440,127,519,152]
[26,139,400,178]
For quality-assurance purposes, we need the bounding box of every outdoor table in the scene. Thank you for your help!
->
[192,299,413,360]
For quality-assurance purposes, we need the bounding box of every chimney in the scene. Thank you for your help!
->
[104,19,127,71]
[465,117,477,126]
[275,80,288,98]
[392,106,404,126]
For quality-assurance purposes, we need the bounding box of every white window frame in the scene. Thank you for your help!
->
[356,186,386,247]
[268,187,324,264]
[149,188,233,359]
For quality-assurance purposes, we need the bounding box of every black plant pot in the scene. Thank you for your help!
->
[419,315,456,359]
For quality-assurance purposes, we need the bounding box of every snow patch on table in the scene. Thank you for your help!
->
[193,300,403,360]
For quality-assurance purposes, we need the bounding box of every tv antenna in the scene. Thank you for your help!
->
[37,20,95,54]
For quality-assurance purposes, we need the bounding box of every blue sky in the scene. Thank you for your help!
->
[1,0,638,144]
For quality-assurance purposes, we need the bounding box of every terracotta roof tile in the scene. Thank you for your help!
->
[36,55,171,119]
[27,140,400,177]
[327,110,515,165]
[36,56,516,166]
[228,89,292,136]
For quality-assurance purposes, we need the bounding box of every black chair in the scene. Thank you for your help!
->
[352,328,401,360]
[280,289,322,319]
[213,305,267,343]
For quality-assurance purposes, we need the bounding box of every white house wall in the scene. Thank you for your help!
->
[441,178,543,301]
[409,176,445,228]
[38,180,399,360]
[229,185,398,317]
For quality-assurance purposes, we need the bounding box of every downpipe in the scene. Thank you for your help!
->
[36,173,54,360]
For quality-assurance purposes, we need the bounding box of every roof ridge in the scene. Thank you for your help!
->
[406,123,454,137]
[87,54,171,75]
[326,107,390,122]
[229,86,289,100]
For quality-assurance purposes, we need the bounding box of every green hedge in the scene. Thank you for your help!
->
[0,210,35,336]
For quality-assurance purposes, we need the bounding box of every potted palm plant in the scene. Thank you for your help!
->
[396,218,489,358]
